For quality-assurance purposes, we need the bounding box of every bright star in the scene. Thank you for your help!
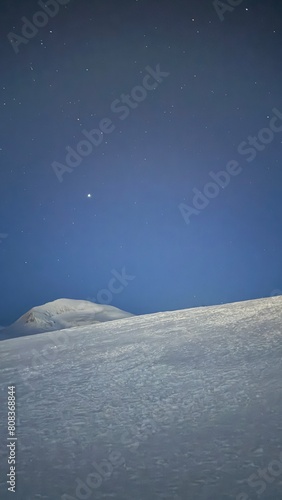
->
[87,194,92,198]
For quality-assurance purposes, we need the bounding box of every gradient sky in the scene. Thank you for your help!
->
[1,0,282,326]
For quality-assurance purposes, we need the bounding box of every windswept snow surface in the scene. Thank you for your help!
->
[0,297,282,499]
[0,298,133,340]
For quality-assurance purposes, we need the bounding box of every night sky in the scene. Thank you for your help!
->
[1,0,282,326]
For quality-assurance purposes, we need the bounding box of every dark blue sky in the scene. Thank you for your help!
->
[1,0,282,326]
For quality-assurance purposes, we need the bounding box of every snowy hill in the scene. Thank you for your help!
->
[0,298,133,340]
[0,296,282,499]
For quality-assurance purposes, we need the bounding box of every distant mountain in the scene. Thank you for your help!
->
[0,298,133,340]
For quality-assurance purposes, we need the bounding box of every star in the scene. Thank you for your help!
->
[87,194,92,198]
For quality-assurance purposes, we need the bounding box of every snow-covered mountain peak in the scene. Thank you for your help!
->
[0,298,133,340]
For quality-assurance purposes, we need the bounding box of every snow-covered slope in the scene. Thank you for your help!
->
[0,296,281,499]
[0,298,133,340]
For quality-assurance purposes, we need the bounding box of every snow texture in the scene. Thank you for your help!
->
[0,296,282,499]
